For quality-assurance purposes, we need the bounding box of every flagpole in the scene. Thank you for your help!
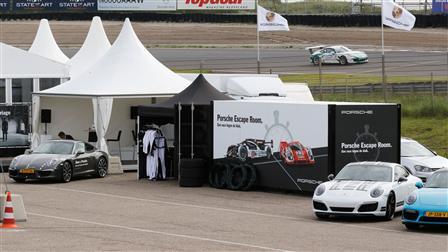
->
[256,1,260,74]
[381,0,387,102]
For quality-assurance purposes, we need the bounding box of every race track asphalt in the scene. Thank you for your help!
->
[1,173,447,251]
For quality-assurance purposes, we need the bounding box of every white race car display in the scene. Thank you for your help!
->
[306,45,368,65]
[312,162,421,220]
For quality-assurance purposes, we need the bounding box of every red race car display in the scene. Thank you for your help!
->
[279,141,315,165]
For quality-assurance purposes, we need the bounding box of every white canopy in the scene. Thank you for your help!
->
[0,42,68,78]
[29,19,69,63]
[68,16,111,77]
[38,18,189,97]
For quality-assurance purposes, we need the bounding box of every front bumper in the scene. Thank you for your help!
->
[402,206,448,225]
[313,198,387,217]
[349,57,368,64]
[9,167,61,180]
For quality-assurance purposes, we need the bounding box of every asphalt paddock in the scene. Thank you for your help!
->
[1,172,447,251]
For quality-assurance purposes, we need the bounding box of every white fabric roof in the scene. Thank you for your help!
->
[225,76,287,97]
[68,17,111,77]
[37,18,189,97]
[0,42,69,78]
[29,19,69,63]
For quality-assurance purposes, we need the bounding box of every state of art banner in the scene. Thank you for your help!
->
[98,0,176,11]
[0,0,9,12]
[13,0,97,11]
[178,0,256,10]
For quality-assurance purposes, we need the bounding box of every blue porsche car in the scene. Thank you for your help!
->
[402,168,448,229]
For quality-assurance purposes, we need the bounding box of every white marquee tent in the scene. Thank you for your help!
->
[29,19,69,63]
[33,18,189,155]
[68,17,111,77]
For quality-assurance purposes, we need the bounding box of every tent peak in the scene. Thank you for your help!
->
[29,19,69,63]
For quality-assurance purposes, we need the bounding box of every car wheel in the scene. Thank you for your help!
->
[315,212,330,220]
[383,192,396,221]
[312,57,320,66]
[405,223,420,230]
[96,156,108,178]
[339,56,348,65]
[60,161,73,183]
[266,147,272,159]
[13,178,26,183]
[238,146,248,161]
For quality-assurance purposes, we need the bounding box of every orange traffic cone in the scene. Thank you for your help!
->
[1,191,17,228]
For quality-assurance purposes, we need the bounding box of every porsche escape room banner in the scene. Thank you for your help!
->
[98,0,176,11]
[0,105,30,148]
[12,0,97,12]
[178,0,255,10]
[334,104,400,174]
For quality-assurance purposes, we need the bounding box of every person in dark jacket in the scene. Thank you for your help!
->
[58,131,74,140]
[2,118,8,142]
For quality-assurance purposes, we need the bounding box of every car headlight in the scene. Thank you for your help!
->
[49,159,58,167]
[315,184,326,196]
[370,187,384,198]
[41,159,59,170]
[406,193,417,205]
[9,157,19,169]
[414,165,432,172]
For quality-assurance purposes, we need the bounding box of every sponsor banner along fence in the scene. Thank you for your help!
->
[0,0,9,13]
[178,0,255,10]
[12,0,97,12]
[98,0,176,11]
[432,0,448,13]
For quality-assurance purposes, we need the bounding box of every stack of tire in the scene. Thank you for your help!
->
[209,162,257,191]
[179,158,206,187]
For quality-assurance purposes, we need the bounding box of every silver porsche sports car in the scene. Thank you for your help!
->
[9,140,108,183]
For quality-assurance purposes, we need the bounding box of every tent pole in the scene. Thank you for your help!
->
[381,0,387,102]
[256,1,260,74]
[191,103,194,159]
[178,103,182,179]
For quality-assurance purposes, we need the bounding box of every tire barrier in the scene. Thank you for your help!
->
[179,158,206,187]
[210,161,257,191]
[1,13,446,28]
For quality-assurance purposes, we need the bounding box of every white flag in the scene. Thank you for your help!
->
[382,0,416,31]
[257,5,289,32]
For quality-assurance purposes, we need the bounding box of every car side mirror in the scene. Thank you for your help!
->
[24,149,33,154]
[398,176,408,183]
[415,181,424,189]
[328,174,334,181]
[76,151,85,156]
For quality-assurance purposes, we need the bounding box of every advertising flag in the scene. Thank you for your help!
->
[257,5,289,32]
[382,0,416,31]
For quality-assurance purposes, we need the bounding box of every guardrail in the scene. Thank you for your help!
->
[309,82,448,94]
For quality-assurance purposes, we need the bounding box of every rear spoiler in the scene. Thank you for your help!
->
[305,45,326,54]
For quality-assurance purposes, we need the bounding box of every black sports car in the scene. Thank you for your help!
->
[9,140,108,183]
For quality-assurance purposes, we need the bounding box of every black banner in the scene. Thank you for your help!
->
[0,0,9,12]
[0,105,30,148]
[334,105,400,174]
[12,0,97,12]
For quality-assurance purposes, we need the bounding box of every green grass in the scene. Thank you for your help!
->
[280,73,448,86]
[173,69,212,74]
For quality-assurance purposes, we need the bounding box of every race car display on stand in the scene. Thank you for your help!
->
[306,45,368,65]
[9,140,108,183]
[312,162,421,220]
[227,139,273,161]
[279,140,315,165]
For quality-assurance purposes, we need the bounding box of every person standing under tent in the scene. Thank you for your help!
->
[2,117,8,142]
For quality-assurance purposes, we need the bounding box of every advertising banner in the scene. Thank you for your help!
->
[98,0,176,11]
[334,105,400,174]
[0,0,9,13]
[0,105,31,148]
[13,0,55,11]
[178,0,256,10]
[13,0,97,11]
[57,0,97,11]
[432,0,448,13]
[213,101,329,192]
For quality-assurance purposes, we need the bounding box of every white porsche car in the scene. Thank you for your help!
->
[312,162,421,220]
[306,45,368,65]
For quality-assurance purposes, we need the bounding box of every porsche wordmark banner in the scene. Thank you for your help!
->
[98,0,176,11]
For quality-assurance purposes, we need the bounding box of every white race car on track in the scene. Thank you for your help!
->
[312,162,421,220]
[306,45,368,65]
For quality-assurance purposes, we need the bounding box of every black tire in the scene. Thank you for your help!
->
[240,164,257,191]
[339,56,348,65]
[208,163,219,188]
[13,178,26,183]
[266,147,272,159]
[238,147,248,161]
[405,223,420,230]
[95,156,108,178]
[179,177,203,187]
[315,212,330,219]
[383,193,396,221]
[60,161,73,183]
[180,159,205,179]
[312,57,320,66]
[226,164,247,190]
[214,163,230,189]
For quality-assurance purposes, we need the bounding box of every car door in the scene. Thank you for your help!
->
[323,48,337,63]
[83,142,97,173]
[72,142,91,174]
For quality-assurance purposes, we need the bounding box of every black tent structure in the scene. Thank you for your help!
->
[137,74,233,183]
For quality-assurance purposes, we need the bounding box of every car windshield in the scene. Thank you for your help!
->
[335,165,392,182]
[335,46,350,53]
[425,172,448,188]
[33,142,74,155]
[401,141,435,157]
[290,144,302,151]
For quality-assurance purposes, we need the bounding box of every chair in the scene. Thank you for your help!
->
[107,130,122,160]
[132,130,137,160]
